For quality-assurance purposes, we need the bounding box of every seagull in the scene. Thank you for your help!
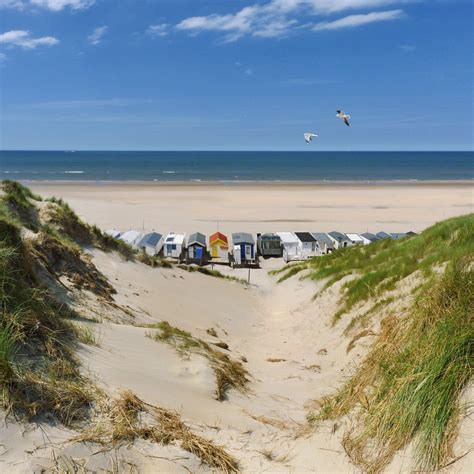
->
[304,132,318,143]
[336,110,351,127]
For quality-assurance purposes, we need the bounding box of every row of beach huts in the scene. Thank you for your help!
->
[105,228,415,267]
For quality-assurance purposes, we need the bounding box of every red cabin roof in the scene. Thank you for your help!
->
[210,231,228,244]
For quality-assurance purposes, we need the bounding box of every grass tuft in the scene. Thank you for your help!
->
[147,321,249,400]
[76,390,239,472]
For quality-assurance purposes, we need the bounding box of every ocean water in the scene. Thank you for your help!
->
[0,151,472,182]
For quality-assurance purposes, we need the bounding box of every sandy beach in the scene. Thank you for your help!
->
[29,181,473,235]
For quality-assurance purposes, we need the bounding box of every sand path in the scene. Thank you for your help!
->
[76,253,361,471]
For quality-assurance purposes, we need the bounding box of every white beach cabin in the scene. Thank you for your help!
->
[119,230,144,249]
[346,233,369,246]
[163,232,186,259]
[137,232,164,256]
[104,229,122,239]
[276,232,300,262]
[294,232,322,259]
[327,231,352,250]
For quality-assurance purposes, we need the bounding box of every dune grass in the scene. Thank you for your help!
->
[147,321,249,401]
[0,219,95,425]
[0,180,41,230]
[44,196,135,260]
[177,263,248,284]
[275,214,473,321]
[274,215,474,471]
[76,390,239,472]
[310,258,473,472]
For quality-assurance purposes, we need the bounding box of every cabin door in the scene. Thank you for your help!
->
[245,245,252,260]
[195,247,203,260]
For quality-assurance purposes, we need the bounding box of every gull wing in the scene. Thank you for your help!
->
[304,133,318,143]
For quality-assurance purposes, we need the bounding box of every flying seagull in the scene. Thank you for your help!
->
[304,132,318,143]
[336,110,351,127]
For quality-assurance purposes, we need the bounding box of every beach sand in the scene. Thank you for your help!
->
[29,181,473,235]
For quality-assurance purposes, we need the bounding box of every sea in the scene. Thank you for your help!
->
[0,151,472,182]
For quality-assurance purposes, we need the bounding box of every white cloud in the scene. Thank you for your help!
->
[313,9,404,30]
[20,98,161,109]
[0,0,24,7]
[88,26,108,45]
[0,29,59,49]
[30,0,94,10]
[0,0,95,10]
[0,52,7,62]
[175,0,409,41]
[146,24,170,38]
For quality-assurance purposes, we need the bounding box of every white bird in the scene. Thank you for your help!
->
[304,132,318,143]
[336,110,351,127]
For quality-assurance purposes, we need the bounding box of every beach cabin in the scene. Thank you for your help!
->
[346,233,368,246]
[104,229,122,239]
[186,232,207,264]
[137,232,164,256]
[328,231,352,249]
[294,232,321,259]
[231,233,256,267]
[311,233,335,254]
[119,230,144,248]
[361,232,380,243]
[209,232,229,261]
[276,232,300,262]
[257,233,282,258]
[390,232,407,240]
[163,232,186,259]
[376,231,392,240]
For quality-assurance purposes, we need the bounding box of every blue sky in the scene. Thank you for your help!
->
[0,0,472,151]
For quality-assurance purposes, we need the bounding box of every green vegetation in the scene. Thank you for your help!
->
[177,263,248,284]
[0,219,95,425]
[137,252,173,268]
[273,215,473,472]
[0,179,41,230]
[311,258,473,472]
[44,196,135,259]
[72,322,100,347]
[148,321,249,400]
[275,214,473,321]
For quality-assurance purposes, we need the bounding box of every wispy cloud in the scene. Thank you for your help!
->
[0,52,7,62]
[17,98,161,109]
[146,23,170,38]
[0,29,59,49]
[175,0,409,42]
[0,0,95,10]
[400,43,415,52]
[313,9,404,30]
[88,26,108,45]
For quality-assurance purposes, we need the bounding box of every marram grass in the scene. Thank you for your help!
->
[275,214,474,321]
[310,257,473,472]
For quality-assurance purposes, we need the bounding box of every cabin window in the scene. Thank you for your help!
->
[171,244,177,250]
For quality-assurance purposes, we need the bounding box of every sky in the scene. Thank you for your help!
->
[0,0,472,151]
